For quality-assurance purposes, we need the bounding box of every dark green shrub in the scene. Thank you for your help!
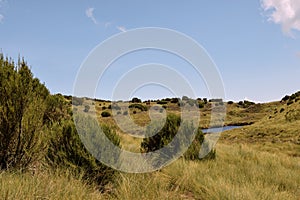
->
[170,98,179,103]
[102,106,107,110]
[84,105,90,112]
[0,56,50,170]
[281,95,290,102]
[182,96,189,101]
[218,102,224,106]
[110,103,121,110]
[280,108,285,113]
[101,111,111,117]
[227,101,234,104]
[123,111,128,115]
[162,98,171,102]
[183,128,204,160]
[133,110,137,114]
[157,101,168,105]
[287,100,294,106]
[141,114,207,164]
[47,117,120,189]
[72,97,84,106]
[141,114,181,152]
[243,100,255,107]
[198,102,204,108]
[187,99,197,106]
[129,103,148,111]
[131,97,141,103]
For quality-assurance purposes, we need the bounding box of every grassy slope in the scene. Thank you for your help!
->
[0,170,105,200]
[221,99,300,156]
[111,143,300,200]
[7,95,296,199]
[2,143,299,200]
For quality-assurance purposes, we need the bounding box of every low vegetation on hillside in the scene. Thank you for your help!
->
[1,54,299,199]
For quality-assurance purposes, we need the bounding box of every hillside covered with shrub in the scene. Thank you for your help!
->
[0,54,299,199]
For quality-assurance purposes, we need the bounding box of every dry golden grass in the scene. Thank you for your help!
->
[0,169,105,200]
[60,97,300,199]
[221,100,300,156]
[110,143,300,200]
[1,144,299,199]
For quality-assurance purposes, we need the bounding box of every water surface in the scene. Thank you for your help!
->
[202,126,242,133]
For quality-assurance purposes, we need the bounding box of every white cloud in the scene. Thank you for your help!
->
[117,26,126,32]
[261,0,300,36]
[0,0,4,23]
[105,22,111,28]
[85,7,98,24]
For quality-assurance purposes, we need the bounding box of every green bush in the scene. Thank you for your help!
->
[84,105,90,112]
[101,111,111,117]
[72,97,84,106]
[287,100,294,106]
[170,98,179,104]
[187,99,197,106]
[183,128,204,160]
[0,56,50,170]
[157,101,168,105]
[140,114,206,164]
[0,54,120,190]
[47,117,120,189]
[110,103,121,110]
[198,102,205,108]
[129,103,148,111]
[131,97,141,103]
[182,96,189,101]
[281,95,290,102]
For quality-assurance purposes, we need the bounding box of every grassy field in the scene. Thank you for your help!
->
[2,143,299,200]
[0,169,104,200]
[3,94,299,199]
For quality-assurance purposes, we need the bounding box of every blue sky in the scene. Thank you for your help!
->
[0,0,299,102]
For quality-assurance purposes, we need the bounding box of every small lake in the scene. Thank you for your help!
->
[202,126,242,133]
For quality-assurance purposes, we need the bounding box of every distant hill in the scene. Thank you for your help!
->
[221,91,300,157]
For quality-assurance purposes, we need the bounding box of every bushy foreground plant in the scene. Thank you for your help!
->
[0,54,120,190]
[47,116,121,189]
[0,56,50,170]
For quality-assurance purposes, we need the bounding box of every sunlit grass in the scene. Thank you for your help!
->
[111,143,300,200]
[0,169,105,200]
